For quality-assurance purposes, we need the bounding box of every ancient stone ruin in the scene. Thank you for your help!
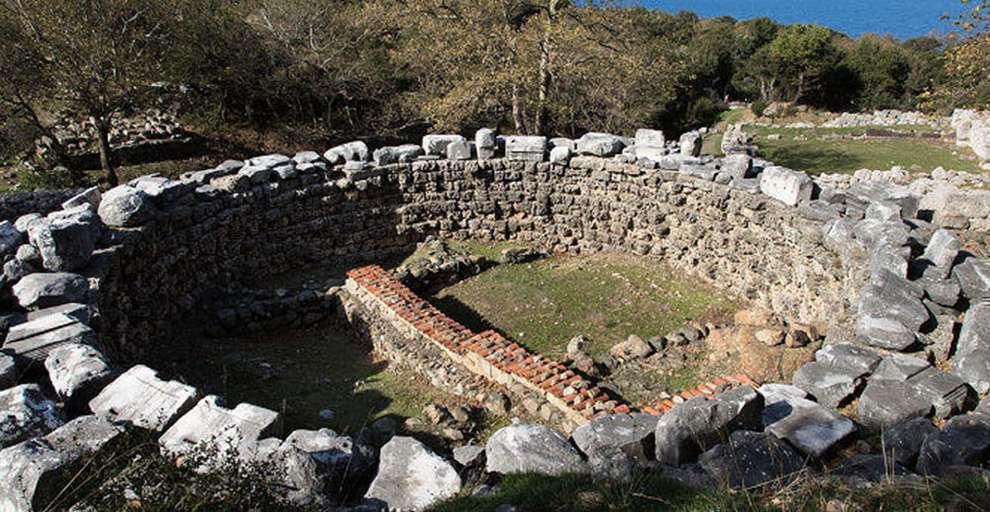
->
[1,123,990,511]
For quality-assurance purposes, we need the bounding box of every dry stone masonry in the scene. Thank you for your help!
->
[0,121,989,510]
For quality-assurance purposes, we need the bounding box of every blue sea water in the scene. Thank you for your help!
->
[639,0,968,39]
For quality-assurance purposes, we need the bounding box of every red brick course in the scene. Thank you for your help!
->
[346,264,756,424]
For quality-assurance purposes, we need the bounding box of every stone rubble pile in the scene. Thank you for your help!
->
[0,123,989,509]
[822,110,949,129]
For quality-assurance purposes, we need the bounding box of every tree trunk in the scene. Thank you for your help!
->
[93,116,118,187]
[534,0,558,136]
[512,84,527,134]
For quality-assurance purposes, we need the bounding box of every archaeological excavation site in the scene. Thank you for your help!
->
[2,119,990,511]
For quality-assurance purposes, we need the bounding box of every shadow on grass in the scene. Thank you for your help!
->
[429,295,499,335]
[759,145,861,174]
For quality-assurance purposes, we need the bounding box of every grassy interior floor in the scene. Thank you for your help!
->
[431,251,736,360]
[146,322,455,436]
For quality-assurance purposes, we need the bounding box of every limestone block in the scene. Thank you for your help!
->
[159,395,279,462]
[0,220,23,256]
[373,144,423,166]
[634,129,665,161]
[27,206,101,272]
[60,186,101,211]
[365,436,461,511]
[44,343,113,409]
[679,131,702,157]
[3,313,96,362]
[11,273,89,310]
[422,135,466,157]
[576,133,624,157]
[476,128,497,160]
[97,185,155,227]
[89,365,198,432]
[759,166,813,207]
[504,136,547,162]
[0,384,63,449]
[246,154,291,169]
[486,423,587,475]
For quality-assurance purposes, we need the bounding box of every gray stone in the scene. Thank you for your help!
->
[572,413,658,463]
[952,256,990,300]
[44,343,113,410]
[12,273,89,309]
[365,436,461,511]
[486,423,587,476]
[654,386,764,465]
[958,300,990,358]
[759,166,813,207]
[296,161,328,174]
[815,343,881,375]
[721,154,753,180]
[764,394,855,458]
[273,163,298,180]
[284,428,376,483]
[634,129,665,161]
[247,154,292,169]
[447,141,474,160]
[159,395,278,463]
[97,185,155,227]
[421,135,466,158]
[831,454,911,482]
[476,129,497,160]
[238,165,272,184]
[28,206,101,272]
[216,159,244,173]
[549,146,572,165]
[61,187,101,211]
[883,417,937,467]
[3,314,95,363]
[292,151,322,164]
[2,259,33,287]
[909,367,967,419]
[0,384,63,449]
[453,444,485,467]
[679,131,702,157]
[504,136,547,162]
[858,379,932,430]
[916,413,990,475]
[89,365,198,432]
[373,144,423,166]
[872,354,931,382]
[0,353,16,388]
[698,431,805,489]
[856,269,929,350]
[792,362,864,409]
[0,221,23,256]
[866,201,903,222]
[922,229,961,279]
[919,267,961,306]
[845,181,920,219]
[16,244,40,264]
[577,133,625,157]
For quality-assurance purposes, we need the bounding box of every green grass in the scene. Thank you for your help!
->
[149,323,449,435]
[432,252,734,359]
[397,239,530,269]
[433,472,990,512]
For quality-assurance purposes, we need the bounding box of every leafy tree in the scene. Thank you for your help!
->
[841,35,913,110]
[741,24,841,104]
[0,0,190,186]
[930,0,990,110]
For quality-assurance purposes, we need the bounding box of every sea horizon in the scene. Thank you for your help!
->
[639,0,968,39]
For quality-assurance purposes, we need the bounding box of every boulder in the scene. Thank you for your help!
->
[654,386,764,465]
[609,335,653,361]
[831,454,911,482]
[857,379,932,430]
[60,186,101,211]
[814,343,881,375]
[504,136,548,162]
[97,186,155,227]
[486,423,587,476]
[421,135,466,158]
[633,129,665,161]
[916,413,990,475]
[0,384,63,449]
[550,146,572,165]
[159,395,278,464]
[283,428,376,484]
[571,413,658,463]
[452,444,486,467]
[763,392,855,458]
[953,347,990,395]
[11,273,89,310]
[89,365,198,432]
[792,362,864,409]
[43,343,113,410]
[475,128,497,160]
[856,269,929,350]
[3,313,96,362]
[576,133,625,157]
[921,229,961,280]
[372,144,423,166]
[759,166,813,207]
[953,256,990,301]
[679,131,702,157]
[365,436,461,511]
[883,417,937,467]
[958,301,990,358]
[0,221,23,257]
[721,154,753,180]
[698,431,805,488]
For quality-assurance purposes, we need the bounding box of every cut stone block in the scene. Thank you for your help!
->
[759,166,813,207]
[247,154,292,169]
[572,413,658,463]
[0,384,63,449]
[917,413,990,476]
[654,386,763,465]
[792,362,864,409]
[764,394,855,458]
[576,133,625,157]
[89,365,197,432]
[504,136,548,162]
[373,144,423,166]
[44,343,113,410]
[421,135,466,157]
[857,379,932,430]
[365,436,461,512]
[953,256,990,301]
[815,343,881,375]
[486,423,587,476]
[907,367,968,419]
[922,229,961,280]
[159,395,278,463]
[12,273,89,310]
[872,354,931,382]
[3,313,96,362]
[699,431,805,489]
[883,417,937,467]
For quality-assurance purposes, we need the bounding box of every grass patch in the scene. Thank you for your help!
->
[748,125,981,175]
[434,472,990,512]
[150,323,448,435]
[397,239,529,269]
[433,252,734,359]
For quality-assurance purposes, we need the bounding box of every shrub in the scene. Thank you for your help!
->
[751,100,769,118]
